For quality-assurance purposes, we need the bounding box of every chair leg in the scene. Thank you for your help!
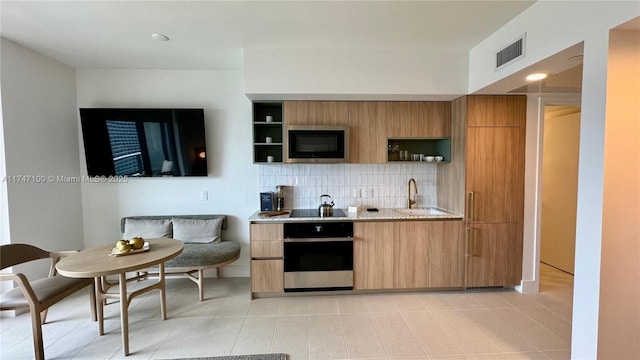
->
[40,309,48,325]
[30,307,45,360]
[215,267,220,278]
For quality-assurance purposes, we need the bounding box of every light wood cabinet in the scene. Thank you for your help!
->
[283,101,349,126]
[250,223,284,294]
[353,222,394,289]
[463,95,526,288]
[465,127,524,223]
[355,220,464,290]
[393,221,464,289]
[348,102,387,164]
[251,260,284,293]
[387,101,451,138]
[466,95,526,127]
[465,223,520,287]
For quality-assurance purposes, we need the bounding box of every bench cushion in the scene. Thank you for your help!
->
[123,219,172,240]
[172,217,223,243]
[165,241,241,268]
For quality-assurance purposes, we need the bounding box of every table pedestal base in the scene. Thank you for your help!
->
[94,263,167,356]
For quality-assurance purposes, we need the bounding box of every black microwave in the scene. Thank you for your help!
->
[286,125,349,163]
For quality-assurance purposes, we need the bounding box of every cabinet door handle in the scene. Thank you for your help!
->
[467,192,475,221]
[465,226,475,256]
[466,227,472,256]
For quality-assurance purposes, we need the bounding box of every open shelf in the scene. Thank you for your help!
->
[253,102,283,163]
[387,138,451,162]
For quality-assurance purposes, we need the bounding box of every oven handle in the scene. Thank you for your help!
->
[284,237,353,243]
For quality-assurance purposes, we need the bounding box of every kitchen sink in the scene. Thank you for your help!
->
[392,207,448,216]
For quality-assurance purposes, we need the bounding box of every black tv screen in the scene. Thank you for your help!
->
[80,108,207,177]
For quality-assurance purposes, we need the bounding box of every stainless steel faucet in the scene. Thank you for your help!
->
[407,178,418,208]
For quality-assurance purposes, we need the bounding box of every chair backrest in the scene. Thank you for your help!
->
[0,244,50,270]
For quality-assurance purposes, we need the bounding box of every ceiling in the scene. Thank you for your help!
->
[0,1,535,70]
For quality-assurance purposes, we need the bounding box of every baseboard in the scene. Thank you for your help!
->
[516,279,538,294]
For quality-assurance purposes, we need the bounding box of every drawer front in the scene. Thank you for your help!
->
[251,259,284,293]
[250,223,283,241]
[251,240,283,258]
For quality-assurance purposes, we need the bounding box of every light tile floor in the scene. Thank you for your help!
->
[1,265,574,360]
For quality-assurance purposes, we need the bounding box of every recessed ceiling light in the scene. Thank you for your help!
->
[568,55,584,62]
[151,33,170,41]
[526,73,548,81]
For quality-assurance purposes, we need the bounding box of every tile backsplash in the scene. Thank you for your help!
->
[258,163,437,209]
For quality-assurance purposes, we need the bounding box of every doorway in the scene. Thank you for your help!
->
[539,105,580,300]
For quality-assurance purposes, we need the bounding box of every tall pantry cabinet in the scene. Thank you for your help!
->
[457,95,527,287]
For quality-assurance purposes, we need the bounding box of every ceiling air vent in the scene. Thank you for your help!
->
[495,34,526,70]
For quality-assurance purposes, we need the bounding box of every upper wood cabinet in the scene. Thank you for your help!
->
[348,102,387,164]
[386,101,451,138]
[283,101,349,126]
[466,95,527,127]
[353,221,394,290]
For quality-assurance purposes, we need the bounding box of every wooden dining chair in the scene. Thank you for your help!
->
[0,243,96,360]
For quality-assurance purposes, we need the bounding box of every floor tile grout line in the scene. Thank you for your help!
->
[513,304,572,346]
[228,313,249,356]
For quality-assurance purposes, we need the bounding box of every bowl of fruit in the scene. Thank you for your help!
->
[109,237,149,256]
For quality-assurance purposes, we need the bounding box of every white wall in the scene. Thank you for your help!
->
[468,2,639,93]
[244,48,468,100]
[469,2,640,358]
[76,69,254,277]
[0,38,83,279]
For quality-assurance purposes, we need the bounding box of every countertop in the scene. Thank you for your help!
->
[249,207,464,222]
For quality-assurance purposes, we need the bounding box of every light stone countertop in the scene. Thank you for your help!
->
[249,207,463,222]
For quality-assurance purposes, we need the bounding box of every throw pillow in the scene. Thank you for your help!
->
[123,219,172,240]
[172,217,223,243]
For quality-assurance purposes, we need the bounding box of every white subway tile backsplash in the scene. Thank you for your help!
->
[258,163,438,209]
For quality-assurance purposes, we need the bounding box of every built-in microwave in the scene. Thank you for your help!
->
[286,125,348,163]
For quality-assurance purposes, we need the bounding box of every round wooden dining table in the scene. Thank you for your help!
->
[56,238,183,356]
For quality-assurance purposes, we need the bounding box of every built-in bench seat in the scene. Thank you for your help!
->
[120,215,241,301]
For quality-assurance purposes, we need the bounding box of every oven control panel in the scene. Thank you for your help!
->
[284,221,353,239]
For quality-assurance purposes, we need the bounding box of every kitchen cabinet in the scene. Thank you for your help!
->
[463,95,526,287]
[354,220,464,290]
[250,223,284,294]
[465,127,523,223]
[251,260,284,293]
[386,101,451,138]
[393,220,464,289]
[466,95,525,127]
[271,100,451,164]
[283,101,349,126]
[253,102,283,163]
[348,102,387,164]
[353,222,394,289]
[465,223,520,287]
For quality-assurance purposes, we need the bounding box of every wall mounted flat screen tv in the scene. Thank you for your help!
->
[80,108,207,177]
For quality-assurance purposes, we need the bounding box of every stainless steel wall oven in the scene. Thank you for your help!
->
[283,222,353,292]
